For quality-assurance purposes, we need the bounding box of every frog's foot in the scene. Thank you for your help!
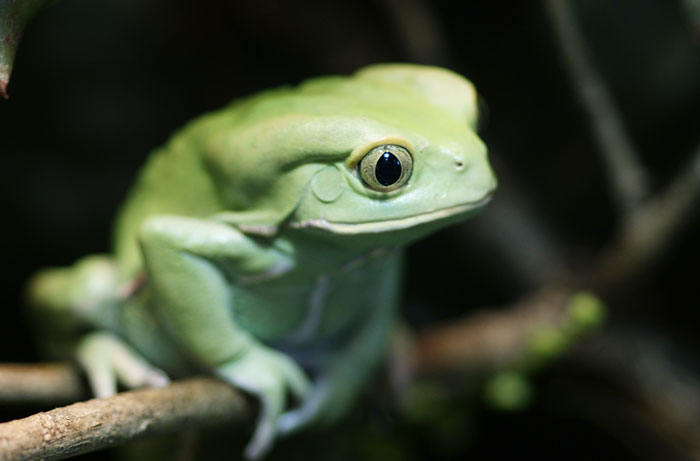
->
[215,346,310,460]
[29,255,118,315]
[275,377,333,436]
[276,370,360,437]
[76,332,170,398]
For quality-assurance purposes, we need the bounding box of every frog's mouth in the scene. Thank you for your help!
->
[288,194,493,234]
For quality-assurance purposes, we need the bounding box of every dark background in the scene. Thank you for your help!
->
[1,0,699,459]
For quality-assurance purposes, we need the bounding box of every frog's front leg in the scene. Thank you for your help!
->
[76,331,171,397]
[277,251,402,435]
[28,256,171,396]
[138,215,310,459]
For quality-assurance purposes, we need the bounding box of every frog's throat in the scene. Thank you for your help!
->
[287,195,492,234]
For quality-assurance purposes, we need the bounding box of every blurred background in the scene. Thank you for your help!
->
[1,0,699,459]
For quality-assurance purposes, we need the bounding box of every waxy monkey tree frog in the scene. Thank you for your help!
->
[28,64,497,458]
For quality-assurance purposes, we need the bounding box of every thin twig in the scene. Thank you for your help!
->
[593,143,700,288]
[0,377,251,461]
[544,0,649,214]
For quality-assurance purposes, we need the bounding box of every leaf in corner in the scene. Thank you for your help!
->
[0,0,54,99]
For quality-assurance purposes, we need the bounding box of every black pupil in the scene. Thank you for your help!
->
[375,152,402,186]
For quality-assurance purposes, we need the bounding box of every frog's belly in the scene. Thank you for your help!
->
[230,274,372,343]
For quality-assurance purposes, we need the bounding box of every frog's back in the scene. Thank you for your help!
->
[112,87,303,276]
[113,64,477,277]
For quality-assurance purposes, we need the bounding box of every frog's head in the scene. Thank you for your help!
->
[202,64,496,247]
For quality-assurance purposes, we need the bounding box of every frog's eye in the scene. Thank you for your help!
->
[358,144,413,192]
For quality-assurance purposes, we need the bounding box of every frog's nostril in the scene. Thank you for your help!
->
[455,160,465,170]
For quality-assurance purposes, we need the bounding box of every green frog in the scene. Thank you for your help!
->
[28,63,496,458]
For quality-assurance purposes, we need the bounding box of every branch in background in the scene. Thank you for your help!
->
[0,377,250,461]
[0,363,85,405]
[544,0,649,215]
[593,143,700,289]
[564,331,700,460]
[545,1,700,290]
[413,288,586,377]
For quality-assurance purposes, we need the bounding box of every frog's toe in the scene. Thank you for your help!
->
[226,374,285,460]
[243,357,310,459]
[81,354,118,398]
[141,368,171,388]
[77,331,170,397]
[216,346,312,459]
[276,378,330,436]
[277,352,311,401]
[276,405,314,437]
[244,397,279,460]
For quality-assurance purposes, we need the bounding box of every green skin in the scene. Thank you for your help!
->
[28,64,497,459]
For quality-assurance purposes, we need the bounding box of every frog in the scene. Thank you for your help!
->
[27,63,497,459]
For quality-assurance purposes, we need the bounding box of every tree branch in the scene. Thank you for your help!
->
[0,377,251,461]
[544,1,700,290]
[592,142,700,289]
[413,289,573,377]
[0,363,86,406]
[0,287,608,461]
[544,0,649,214]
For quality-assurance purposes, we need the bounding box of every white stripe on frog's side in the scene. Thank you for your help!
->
[281,247,400,343]
[237,260,294,285]
[285,274,330,343]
